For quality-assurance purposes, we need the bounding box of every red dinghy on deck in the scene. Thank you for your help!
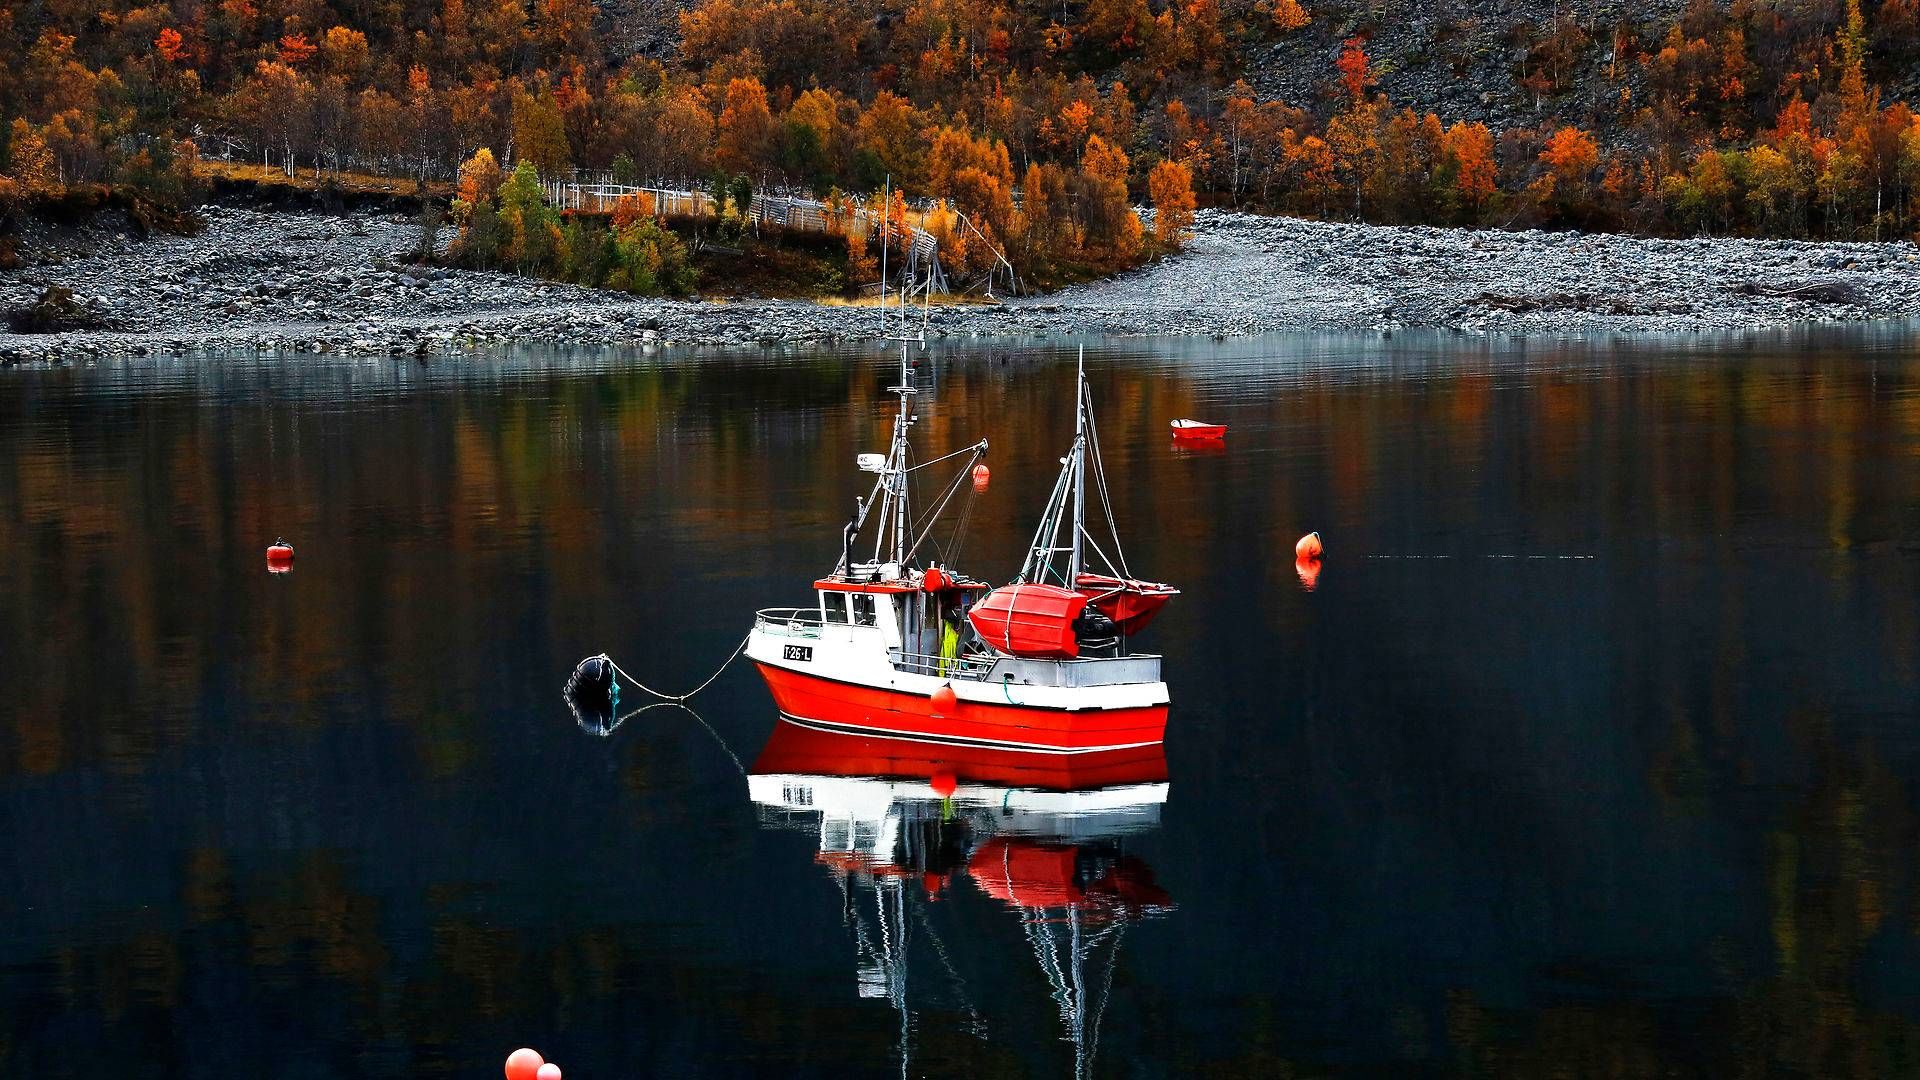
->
[1073,573,1179,635]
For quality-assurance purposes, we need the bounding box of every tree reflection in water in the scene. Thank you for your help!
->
[0,332,1916,1075]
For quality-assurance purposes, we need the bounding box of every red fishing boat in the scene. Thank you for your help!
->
[745,339,1178,754]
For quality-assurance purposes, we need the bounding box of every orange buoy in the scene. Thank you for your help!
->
[972,464,990,490]
[931,684,958,713]
[923,567,946,592]
[930,770,957,797]
[1294,531,1323,560]
[1295,556,1322,591]
[505,1049,544,1080]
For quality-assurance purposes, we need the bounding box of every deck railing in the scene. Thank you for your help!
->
[755,607,826,638]
[889,649,997,680]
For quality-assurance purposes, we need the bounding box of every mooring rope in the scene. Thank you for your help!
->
[596,632,752,703]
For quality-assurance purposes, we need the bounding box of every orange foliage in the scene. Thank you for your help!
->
[612,192,656,228]
[277,33,317,64]
[154,28,188,63]
[1147,158,1196,244]
[1270,0,1309,32]
[1335,37,1371,104]
[1539,125,1600,182]
[455,147,502,207]
[1440,120,1495,208]
[715,76,773,175]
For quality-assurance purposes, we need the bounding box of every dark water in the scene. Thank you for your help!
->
[3,328,1919,1078]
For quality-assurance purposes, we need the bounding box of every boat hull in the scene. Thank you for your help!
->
[754,661,1168,753]
[750,717,1168,790]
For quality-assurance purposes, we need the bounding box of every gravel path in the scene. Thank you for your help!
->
[4,204,1920,362]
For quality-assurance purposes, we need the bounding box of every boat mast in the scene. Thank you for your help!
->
[1068,347,1088,583]
[890,334,912,567]
[877,174,916,571]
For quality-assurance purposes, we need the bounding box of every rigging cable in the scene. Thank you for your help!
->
[1083,388,1133,581]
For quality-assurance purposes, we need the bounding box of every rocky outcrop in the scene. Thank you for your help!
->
[6,286,110,333]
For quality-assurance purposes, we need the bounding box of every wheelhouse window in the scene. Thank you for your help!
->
[821,594,849,623]
[851,594,878,626]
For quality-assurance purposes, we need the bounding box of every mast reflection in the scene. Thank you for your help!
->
[747,719,1174,1078]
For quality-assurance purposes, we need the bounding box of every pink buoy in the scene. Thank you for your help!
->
[505,1048,544,1080]
[972,464,990,490]
[536,1065,562,1080]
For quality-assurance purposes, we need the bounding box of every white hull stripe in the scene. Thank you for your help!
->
[776,712,1164,755]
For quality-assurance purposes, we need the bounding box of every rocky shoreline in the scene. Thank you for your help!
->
[5,204,1920,363]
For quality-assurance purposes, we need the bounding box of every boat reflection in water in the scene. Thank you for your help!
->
[748,719,1173,1077]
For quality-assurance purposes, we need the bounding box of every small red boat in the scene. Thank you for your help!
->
[1169,418,1227,441]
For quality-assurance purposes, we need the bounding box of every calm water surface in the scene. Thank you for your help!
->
[3,328,1919,1078]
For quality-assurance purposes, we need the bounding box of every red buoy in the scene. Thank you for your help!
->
[930,770,957,797]
[923,567,946,592]
[505,1049,544,1080]
[972,464,990,490]
[1294,531,1323,560]
[931,684,958,713]
[266,538,295,562]
[1295,556,1322,591]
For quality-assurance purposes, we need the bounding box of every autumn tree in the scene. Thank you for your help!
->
[510,86,571,174]
[782,87,843,189]
[1438,120,1496,219]
[277,33,317,65]
[454,146,503,210]
[1078,133,1141,257]
[1536,125,1600,215]
[715,76,774,176]
[317,26,368,79]
[1837,0,1871,139]
[4,118,57,194]
[1148,158,1196,245]
[1335,37,1372,104]
[1270,0,1308,33]
[499,160,560,272]
[154,28,188,64]
[853,90,920,189]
